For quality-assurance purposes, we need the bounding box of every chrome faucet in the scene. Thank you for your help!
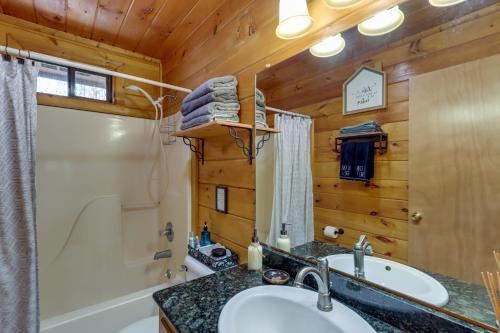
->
[293,257,333,312]
[353,235,373,279]
[153,249,172,260]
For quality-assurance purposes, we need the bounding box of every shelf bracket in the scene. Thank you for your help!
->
[255,132,271,157]
[227,126,253,165]
[182,137,204,164]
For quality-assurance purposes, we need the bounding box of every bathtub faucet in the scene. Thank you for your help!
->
[154,249,172,260]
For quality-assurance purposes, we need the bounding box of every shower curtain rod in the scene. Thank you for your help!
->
[0,44,193,94]
[266,106,311,119]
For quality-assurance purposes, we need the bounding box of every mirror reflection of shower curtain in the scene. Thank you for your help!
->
[0,60,41,333]
[268,114,313,247]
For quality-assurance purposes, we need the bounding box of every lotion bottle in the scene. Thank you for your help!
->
[247,229,263,271]
[276,223,291,252]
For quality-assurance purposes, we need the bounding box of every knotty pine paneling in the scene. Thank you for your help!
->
[0,13,161,119]
[161,0,404,261]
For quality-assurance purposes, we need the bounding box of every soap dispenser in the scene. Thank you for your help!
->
[247,229,263,271]
[276,223,291,252]
[200,222,211,247]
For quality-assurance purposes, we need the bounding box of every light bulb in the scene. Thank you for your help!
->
[309,34,346,58]
[276,0,314,40]
[358,6,405,37]
[322,0,362,9]
[429,0,466,7]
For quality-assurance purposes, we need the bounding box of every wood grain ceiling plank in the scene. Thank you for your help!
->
[153,0,221,60]
[91,0,133,45]
[66,0,99,39]
[113,0,166,51]
[34,0,67,31]
[0,0,37,22]
[159,0,251,71]
[135,0,198,57]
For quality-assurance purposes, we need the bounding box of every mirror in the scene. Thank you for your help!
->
[255,0,500,330]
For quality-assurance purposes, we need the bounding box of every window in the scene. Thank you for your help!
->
[37,62,112,102]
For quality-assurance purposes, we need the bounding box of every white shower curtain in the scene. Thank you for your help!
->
[0,59,40,332]
[268,114,314,248]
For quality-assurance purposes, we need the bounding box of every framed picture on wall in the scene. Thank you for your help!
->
[215,185,228,214]
[343,66,387,115]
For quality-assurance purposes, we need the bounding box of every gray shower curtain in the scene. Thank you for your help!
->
[0,59,40,332]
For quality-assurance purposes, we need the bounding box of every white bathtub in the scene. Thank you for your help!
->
[41,277,184,333]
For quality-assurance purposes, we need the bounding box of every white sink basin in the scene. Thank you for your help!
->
[218,285,375,333]
[325,254,449,307]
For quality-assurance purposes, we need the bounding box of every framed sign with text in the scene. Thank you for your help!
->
[343,66,387,115]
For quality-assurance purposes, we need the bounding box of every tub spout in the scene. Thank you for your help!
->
[154,249,172,260]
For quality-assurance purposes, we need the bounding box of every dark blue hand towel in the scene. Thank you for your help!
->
[340,142,356,179]
[340,141,375,182]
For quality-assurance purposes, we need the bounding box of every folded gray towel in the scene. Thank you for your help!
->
[256,120,268,128]
[183,76,238,104]
[181,89,238,115]
[255,104,266,112]
[181,113,240,130]
[255,110,266,121]
[255,109,267,128]
[255,89,266,107]
[183,102,240,123]
[340,121,382,135]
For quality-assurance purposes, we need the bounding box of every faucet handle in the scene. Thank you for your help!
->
[354,234,368,250]
[365,244,374,255]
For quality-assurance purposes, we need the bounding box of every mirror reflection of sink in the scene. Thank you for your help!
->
[325,254,449,307]
[218,285,376,333]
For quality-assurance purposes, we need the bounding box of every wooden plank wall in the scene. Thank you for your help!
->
[281,4,500,263]
[0,13,161,119]
[161,0,404,262]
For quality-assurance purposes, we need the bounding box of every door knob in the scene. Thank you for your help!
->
[159,222,174,242]
[411,212,423,224]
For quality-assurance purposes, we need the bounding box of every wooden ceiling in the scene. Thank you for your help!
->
[0,0,209,59]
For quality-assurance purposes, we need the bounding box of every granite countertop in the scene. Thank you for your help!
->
[153,264,403,333]
[291,241,497,327]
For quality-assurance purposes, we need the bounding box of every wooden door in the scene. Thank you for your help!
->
[409,54,500,284]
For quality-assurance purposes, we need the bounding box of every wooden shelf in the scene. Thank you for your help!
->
[256,126,280,136]
[173,121,252,139]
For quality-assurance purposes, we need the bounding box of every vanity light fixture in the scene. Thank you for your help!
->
[322,0,362,9]
[428,0,466,7]
[357,6,405,37]
[309,34,346,58]
[276,0,314,40]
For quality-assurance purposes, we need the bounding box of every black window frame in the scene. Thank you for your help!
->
[38,61,113,103]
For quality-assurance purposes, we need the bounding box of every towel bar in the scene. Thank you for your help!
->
[333,132,388,155]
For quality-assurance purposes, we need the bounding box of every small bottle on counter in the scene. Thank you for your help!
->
[248,229,263,271]
[200,222,211,246]
[188,231,196,248]
[196,236,201,250]
[276,223,291,252]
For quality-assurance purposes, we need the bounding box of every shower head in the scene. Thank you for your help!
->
[127,85,177,106]
[127,85,156,106]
